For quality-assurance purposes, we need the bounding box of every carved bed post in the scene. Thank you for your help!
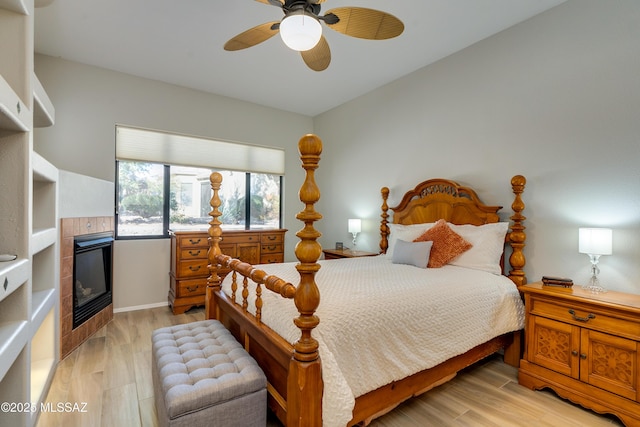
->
[288,134,323,427]
[206,172,223,320]
[380,187,390,254]
[508,175,527,286]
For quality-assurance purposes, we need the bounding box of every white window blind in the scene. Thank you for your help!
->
[116,125,285,175]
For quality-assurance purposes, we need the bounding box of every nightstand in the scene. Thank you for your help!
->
[322,248,378,260]
[518,282,640,426]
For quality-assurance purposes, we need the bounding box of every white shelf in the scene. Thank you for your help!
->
[32,152,58,236]
[0,74,31,132]
[30,307,56,412]
[0,320,28,381]
[0,258,29,304]
[30,288,55,327]
[32,151,57,182]
[31,227,56,255]
[0,348,28,427]
[30,357,54,401]
[0,0,28,15]
[32,73,54,128]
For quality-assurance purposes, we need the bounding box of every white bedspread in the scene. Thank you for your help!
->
[221,255,525,427]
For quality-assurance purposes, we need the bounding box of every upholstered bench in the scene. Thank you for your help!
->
[152,319,267,427]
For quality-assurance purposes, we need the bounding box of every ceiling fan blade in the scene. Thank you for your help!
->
[254,0,284,6]
[224,22,280,51]
[301,35,331,71]
[324,7,404,40]
[309,0,328,3]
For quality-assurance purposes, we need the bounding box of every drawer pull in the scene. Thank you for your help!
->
[571,350,578,357]
[186,286,198,292]
[568,309,595,322]
[267,235,277,241]
[188,250,201,256]
[266,245,277,251]
[189,265,201,272]
[189,238,202,245]
[580,353,587,360]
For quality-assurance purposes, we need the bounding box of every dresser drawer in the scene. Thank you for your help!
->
[178,235,208,249]
[260,254,284,264]
[179,247,207,259]
[530,296,640,340]
[177,278,207,297]
[176,259,208,278]
[261,233,283,244]
[261,243,283,254]
[222,233,259,244]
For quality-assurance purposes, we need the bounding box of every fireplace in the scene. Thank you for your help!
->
[60,216,114,359]
[73,231,113,329]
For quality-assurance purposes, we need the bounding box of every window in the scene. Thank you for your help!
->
[116,162,282,238]
[115,126,284,239]
[116,162,165,236]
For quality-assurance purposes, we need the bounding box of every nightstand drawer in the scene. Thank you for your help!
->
[531,297,640,340]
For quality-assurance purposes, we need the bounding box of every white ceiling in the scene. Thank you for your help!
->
[34,0,566,117]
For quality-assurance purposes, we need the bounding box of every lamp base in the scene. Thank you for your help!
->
[582,275,607,293]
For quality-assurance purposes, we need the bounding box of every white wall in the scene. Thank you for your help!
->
[58,170,113,218]
[34,56,313,310]
[314,0,640,293]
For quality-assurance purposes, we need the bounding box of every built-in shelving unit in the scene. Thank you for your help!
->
[32,73,54,128]
[0,1,59,425]
[29,151,58,427]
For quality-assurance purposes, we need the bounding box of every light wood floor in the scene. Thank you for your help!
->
[37,305,624,427]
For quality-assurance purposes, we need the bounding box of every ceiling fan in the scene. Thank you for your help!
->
[224,0,404,71]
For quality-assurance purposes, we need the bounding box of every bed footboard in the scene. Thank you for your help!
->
[205,135,325,427]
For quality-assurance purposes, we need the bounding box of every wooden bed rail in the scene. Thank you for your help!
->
[206,134,324,427]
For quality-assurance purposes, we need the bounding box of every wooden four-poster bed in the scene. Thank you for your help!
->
[205,134,527,427]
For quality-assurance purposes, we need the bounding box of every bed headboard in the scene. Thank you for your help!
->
[379,176,527,285]
[386,178,501,226]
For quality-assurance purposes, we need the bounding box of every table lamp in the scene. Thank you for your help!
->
[348,219,361,248]
[578,227,612,293]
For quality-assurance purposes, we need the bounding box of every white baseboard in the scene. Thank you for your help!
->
[114,301,168,313]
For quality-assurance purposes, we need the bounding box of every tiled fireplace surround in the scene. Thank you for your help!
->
[60,216,114,359]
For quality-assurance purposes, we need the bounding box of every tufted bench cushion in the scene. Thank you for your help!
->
[152,319,267,427]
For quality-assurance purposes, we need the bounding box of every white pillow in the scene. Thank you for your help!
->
[386,223,434,258]
[392,239,433,268]
[448,222,509,275]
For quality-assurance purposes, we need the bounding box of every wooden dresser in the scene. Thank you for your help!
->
[169,229,286,314]
[519,282,640,425]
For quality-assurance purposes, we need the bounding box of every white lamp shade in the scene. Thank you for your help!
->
[579,228,612,255]
[279,13,322,51]
[348,219,361,234]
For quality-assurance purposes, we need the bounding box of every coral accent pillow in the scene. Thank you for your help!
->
[414,219,473,268]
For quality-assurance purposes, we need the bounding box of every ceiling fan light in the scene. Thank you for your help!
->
[280,13,322,52]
